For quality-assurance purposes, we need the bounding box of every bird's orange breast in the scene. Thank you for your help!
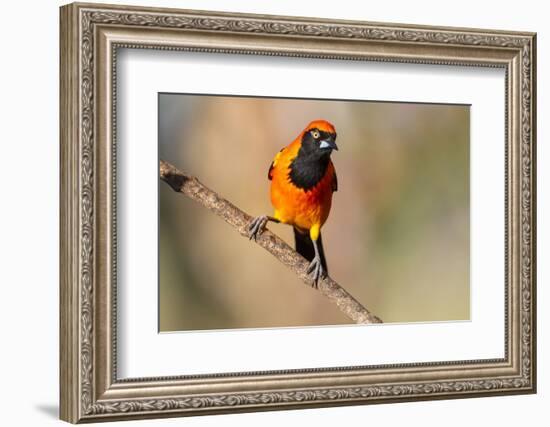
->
[269,140,335,231]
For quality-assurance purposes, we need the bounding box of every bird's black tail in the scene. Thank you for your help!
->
[293,228,328,273]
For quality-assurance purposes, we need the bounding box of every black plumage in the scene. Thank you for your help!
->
[288,129,335,191]
[293,228,328,273]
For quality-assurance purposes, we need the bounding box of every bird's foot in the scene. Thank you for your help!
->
[306,256,326,288]
[248,215,269,240]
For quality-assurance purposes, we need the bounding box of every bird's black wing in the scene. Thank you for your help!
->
[332,170,338,192]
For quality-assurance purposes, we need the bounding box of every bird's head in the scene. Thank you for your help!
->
[300,120,338,156]
[288,120,338,190]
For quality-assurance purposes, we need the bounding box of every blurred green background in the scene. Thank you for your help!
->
[159,94,470,332]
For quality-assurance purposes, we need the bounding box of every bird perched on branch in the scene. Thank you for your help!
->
[249,120,338,287]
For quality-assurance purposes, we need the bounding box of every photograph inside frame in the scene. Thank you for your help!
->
[158,93,470,332]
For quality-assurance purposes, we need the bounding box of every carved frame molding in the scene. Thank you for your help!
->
[60,2,536,423]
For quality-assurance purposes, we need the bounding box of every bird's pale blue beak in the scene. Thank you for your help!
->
[319,136,338,151]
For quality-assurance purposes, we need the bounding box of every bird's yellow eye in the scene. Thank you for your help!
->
[311,129,320,139]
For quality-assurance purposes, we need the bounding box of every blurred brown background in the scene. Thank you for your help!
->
[159,94,470,332]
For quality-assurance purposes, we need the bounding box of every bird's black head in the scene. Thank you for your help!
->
[300,127,338,158]
[289,123,338,191]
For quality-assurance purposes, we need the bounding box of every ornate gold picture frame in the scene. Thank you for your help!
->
[60,2,536,423]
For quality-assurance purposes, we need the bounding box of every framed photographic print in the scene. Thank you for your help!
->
[60,2,537,423]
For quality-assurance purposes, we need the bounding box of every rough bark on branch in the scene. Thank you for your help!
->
[160,159,382,324]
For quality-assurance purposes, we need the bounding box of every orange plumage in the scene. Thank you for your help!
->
[269,120,337,234]
[249,119,338,286]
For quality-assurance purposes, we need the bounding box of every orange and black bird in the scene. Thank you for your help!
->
[248,120,338,287]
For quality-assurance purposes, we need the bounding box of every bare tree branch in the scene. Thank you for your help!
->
[160,159,382,324]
